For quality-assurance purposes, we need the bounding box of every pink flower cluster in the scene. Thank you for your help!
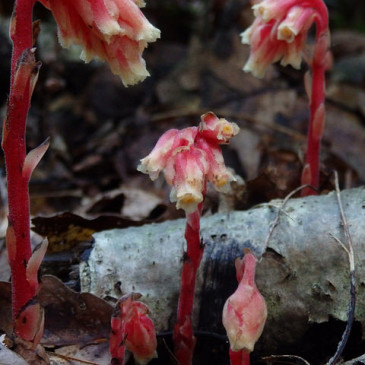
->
[39,0,160,86]
[138,112,239,214]
[242,0,328,78]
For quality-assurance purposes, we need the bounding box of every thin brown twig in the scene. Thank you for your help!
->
[326,171,356,365]
[262,184,316,253]
[262,354,311,365]
[333,171,355,271]
[48,351,101,365]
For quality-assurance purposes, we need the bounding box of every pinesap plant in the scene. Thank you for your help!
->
[138,112,239,364]
[241,0,331,195]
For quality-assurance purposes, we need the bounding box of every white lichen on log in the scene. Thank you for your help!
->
[80,187,365,351]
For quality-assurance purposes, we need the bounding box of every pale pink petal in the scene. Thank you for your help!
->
[172,149,207,214]
[242,0,328,78]
[137,129,180,180]
[43,0,160,86]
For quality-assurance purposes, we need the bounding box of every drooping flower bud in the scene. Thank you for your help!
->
[241,0,329,78]
[38,0,160,86]
[199,112,240,144]
[137,113,239,214]
[110,293,157,365]
[222,250,267,353]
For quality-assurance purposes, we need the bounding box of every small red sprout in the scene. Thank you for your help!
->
[222,249,267,365]
[241,0,330,195]
[138,112,239,364]
[110,293,157,365]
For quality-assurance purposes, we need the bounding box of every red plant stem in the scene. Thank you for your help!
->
[173,202,204,364]
[301,2,329,196]
[302,59,325,196]
[2,0,36,318]
[229,349,250,365]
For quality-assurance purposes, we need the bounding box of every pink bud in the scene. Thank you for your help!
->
[199,112,239,144]
[110,293,157,365]
[124,303,157,365]
[40,0,160,86]
[222,251,267,353]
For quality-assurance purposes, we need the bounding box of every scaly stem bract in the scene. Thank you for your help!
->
[229,349,250,365]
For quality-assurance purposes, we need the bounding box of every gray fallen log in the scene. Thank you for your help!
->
[80,187,365,352]
[0,343,28,365]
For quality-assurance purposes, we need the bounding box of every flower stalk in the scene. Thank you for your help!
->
[138,112,239,364]
[173,207,204,364]
[2,0,48,346]
[229,349,250,365]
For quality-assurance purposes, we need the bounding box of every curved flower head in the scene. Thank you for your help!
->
[138,113,239,214]
[110,293,157,365]
[222,250,267,353]
[199,112,240,144]
[241,0,329,78]
[39,0,160,86]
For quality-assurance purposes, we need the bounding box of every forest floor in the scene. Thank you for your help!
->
[1,0,365,364]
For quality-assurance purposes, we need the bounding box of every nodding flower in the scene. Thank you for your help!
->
[222,250,267,354]
[241,0,329,78]
[138,112,239,214]
[39,0,160,86]
[110,293,157,365]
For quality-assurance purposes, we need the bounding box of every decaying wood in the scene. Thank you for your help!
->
[80,187,365,353]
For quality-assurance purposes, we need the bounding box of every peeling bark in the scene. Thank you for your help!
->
[80,187,365,353]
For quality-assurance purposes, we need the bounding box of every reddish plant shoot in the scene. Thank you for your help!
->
[222,249,267,365]
[138,112,239,364]
[3,0,48,346]
[241,0,330,195]
[110,293,157,365]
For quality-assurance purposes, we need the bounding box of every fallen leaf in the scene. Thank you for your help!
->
[38,275,113,347]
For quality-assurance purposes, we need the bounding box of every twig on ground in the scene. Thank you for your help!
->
[326,171,356,365]
[262,184,315,253]
[262,354,311,365]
